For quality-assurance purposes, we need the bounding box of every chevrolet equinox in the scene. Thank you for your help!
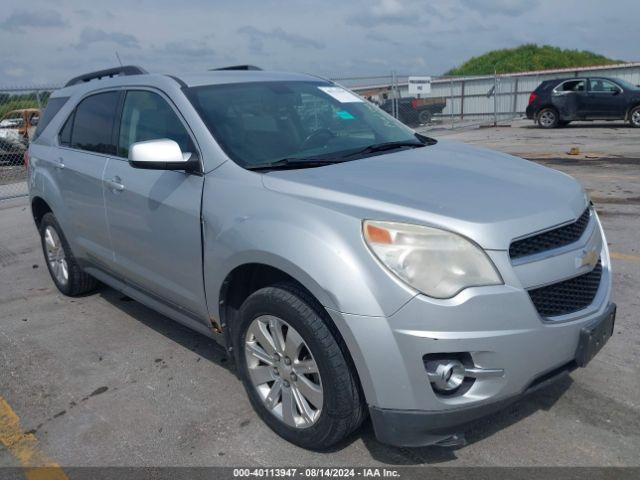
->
[27,65,615,449]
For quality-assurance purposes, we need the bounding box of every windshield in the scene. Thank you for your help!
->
[187,81,422,169]
[614,78,639,91]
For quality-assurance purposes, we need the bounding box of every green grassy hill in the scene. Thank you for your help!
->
[445,44,623,76]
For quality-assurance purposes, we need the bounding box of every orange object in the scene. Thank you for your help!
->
[366,224,393,244]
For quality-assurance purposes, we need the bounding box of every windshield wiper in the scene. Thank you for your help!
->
[246,135,436,171]
[340,140,426,159]
[246,157,345,171]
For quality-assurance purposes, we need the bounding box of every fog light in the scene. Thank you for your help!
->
[424,353,505,396]
[427,359,466,392]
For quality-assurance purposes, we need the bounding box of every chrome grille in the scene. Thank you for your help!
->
[510,208,591,260]
[528,261,602,318]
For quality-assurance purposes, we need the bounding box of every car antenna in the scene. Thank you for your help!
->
[115,51,123,67]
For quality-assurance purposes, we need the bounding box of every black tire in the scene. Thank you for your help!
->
[418,110,432,124]
[629,106,640,128]
[39,212,98,296]
[537,107,559,128]
[233,282,365,450]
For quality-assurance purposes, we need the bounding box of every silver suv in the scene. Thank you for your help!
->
[27,65,615,449]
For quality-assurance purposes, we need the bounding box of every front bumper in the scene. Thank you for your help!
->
[369,302,615,447]
[326,213,613,447]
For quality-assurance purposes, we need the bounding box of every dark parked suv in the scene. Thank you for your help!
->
[526,77,640,128]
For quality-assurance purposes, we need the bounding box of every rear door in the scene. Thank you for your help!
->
[552,79,585,119]
[55,91,120,267]
[584,79,627,117]
[102,88,207,320]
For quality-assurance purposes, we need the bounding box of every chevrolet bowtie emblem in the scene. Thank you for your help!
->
[576,249,599,269]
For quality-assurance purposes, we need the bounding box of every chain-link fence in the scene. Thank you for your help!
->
[330,72,527,132]
[331,63,640,133]
[0,87,58,200]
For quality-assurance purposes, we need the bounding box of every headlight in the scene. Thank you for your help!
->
[363,220,503,299]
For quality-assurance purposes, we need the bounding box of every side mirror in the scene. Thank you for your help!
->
[612,89,621,96]
[128,139,199,172]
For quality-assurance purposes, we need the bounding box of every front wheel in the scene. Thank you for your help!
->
[234,283,365,450]
[629,106,640,128]
[537,108,559,128]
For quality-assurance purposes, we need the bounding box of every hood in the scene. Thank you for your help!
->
[262,140,587,250]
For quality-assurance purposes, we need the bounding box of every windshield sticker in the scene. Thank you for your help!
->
[318,86,363,103]
[336,110,355,120]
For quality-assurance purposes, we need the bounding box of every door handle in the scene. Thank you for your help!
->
[55,157,65,169]
[106,177,125,192]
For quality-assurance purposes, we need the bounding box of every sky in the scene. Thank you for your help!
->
[0,0,638,86]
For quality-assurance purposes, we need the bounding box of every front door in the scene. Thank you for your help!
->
[102,89,207,319]
[584,79,627,117]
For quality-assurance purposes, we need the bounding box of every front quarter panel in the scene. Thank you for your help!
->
[201,162,416,319]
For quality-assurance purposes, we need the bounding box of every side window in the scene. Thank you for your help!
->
[590,79,620,93]
[71,91,119,154]
[558,80,585,92]
[118,90,194,158]
[59,111,74,146]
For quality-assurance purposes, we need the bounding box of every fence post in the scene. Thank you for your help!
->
[391,70,397,119]
[35,90,42,110]
[512,77,519,117]
[394,71,399,119]
[460,80,465,121]
[450,78,454,129]
[493,70,498,127]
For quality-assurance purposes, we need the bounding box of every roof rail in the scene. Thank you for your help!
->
[64,65,148,87]
[210,65,262,71]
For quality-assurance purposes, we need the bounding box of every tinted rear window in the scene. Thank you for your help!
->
[59,111,74,147]
[71,91,119,154]
[33,96,68,140]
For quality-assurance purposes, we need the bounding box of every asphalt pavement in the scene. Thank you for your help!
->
[1,121,639,467]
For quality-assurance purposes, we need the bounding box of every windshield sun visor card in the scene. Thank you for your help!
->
[318,86,363,103]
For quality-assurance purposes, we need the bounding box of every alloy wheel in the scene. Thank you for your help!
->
[244,315,323,428]
[539,110,556,127]
[632,109,640,127]
[44,226,68,286]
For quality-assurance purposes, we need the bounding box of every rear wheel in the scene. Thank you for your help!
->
[234,283,365,450]
[39,213,98,296]
[630,106,640,128]
[537,108,559,128]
